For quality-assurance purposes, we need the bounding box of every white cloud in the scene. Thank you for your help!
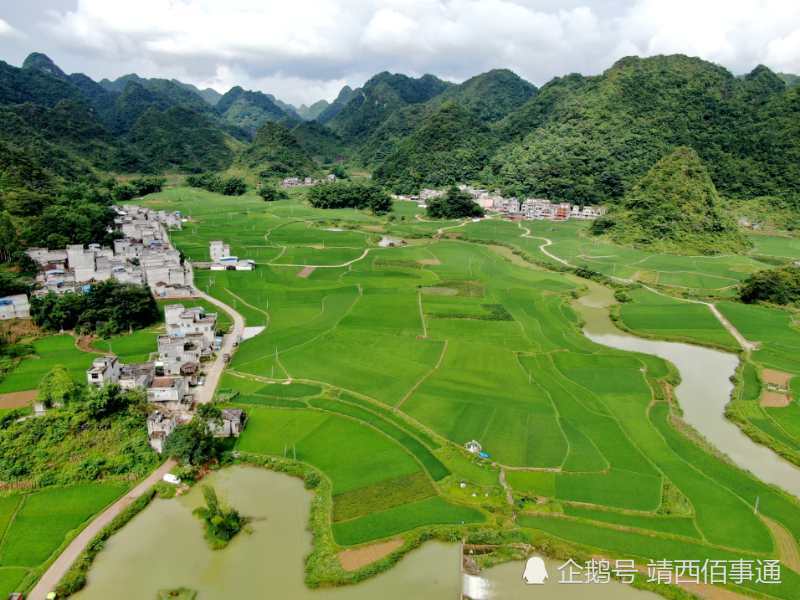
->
[0,18,21,38]
[25,0,800,105]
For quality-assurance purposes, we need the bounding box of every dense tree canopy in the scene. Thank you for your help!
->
[426,186,484,219]
[0,383,156,485]
[307,181,392,214]
[592,147,749,255]
[30,280,159,335]
[740,265,800,306]
[186,173,247,196]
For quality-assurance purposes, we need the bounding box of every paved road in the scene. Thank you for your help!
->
[191,286,246,404]
[29,459,177,600]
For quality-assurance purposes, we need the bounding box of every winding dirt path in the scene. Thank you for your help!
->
[517,223,755,352]
[266,248,371,269]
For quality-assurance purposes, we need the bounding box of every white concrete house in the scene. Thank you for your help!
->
[0,295,30,320]
[209,241,231,263]
[86,356,122,387]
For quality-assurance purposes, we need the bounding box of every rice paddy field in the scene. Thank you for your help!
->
[134,187,800,598]
[0,483,128,598]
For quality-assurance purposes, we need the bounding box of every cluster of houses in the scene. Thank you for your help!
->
[393,185,606,221]
[461,186,606,221]
[208,241,255,271]
[23,206,194,299]
[280,173,338,188]
[392,188,445,207]
[85,302,243,452]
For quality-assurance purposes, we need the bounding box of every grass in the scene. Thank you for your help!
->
[617,288,738,350]
[562,505,701,539]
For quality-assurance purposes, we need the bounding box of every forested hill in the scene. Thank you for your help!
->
[2,51,799,213]
[490,55,800,203]
[593,147,750,255]
[326,72,453,143]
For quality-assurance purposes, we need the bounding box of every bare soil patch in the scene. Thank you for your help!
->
[0,389,37,408]
[762,515,800,572]
[338,538,404,571]
[761,390,791,408]
[762,369,793,388]
[76,335,104,354]
[297,266,316,279]
[416,258,441,266]
[420,286,458,296]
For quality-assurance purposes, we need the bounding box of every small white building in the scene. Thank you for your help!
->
[0,294,30,320]
[209,241,231,263]
[86,356,121,387]
[465,440,482,454]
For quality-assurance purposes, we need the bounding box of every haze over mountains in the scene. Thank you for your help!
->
[1,51,799,208]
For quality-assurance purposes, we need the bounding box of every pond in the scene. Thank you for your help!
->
[74,466,461,599]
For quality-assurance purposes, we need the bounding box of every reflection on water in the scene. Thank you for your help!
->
[573,281,800,498]
[465,559,659,599]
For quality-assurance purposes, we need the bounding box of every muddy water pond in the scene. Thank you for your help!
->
[573,281,800,498]
[73,466,461,599]
[74,465,658,599]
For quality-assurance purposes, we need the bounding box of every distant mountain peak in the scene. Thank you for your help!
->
[22,52,68,80]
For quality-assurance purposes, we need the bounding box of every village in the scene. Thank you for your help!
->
[1,204,251,455]
[394,185,607,221]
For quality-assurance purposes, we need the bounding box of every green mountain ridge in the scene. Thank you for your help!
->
[239,122,316,178]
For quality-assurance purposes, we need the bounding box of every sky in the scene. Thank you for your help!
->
[0,0,799,106]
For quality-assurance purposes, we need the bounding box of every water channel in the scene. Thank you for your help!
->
[573,280,800,498]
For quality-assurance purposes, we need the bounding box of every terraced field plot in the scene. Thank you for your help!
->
[718,301,800,460]
[460,219,769,296]
[0,483,127,598]
[140,188,800,598]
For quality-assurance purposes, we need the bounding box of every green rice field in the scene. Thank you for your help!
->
[0,483,128,598]
[132,187,800,597]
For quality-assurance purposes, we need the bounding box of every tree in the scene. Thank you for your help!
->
[84,384,145,420]
[30,280,159,334]
[426,186,484,219]
[330,164,349,179]
[37,366,81,408]
[186,173,246,196]
[193,485,244,548]
[258,184,288,202]
[163,420,219,466]
[740,265,800,305]
[307,181,392,215]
